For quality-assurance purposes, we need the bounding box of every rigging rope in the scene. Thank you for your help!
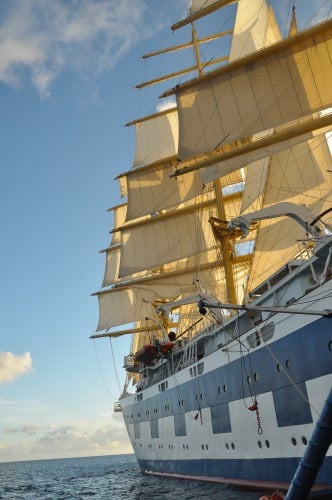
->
[92,340,118,400]
[109,337,122,394]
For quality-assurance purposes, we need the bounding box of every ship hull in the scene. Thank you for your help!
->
[120,277,332,491]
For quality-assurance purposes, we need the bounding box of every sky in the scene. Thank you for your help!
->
[0,0,331,463]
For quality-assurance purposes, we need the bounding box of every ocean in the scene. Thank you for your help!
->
[0,454,264,499]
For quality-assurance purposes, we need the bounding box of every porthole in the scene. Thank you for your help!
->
[265,440,270,448]
[328,341,332,352]
[291,437,297,446]
[286,359,291,369]
[247,375,252,384]
[217,386,221,394]
[231,443,235,450]
[226,443,229,450]
[254,373,259,381]
[223,384,227,392]
[277,364,282,372]
[258,441,262,449]
[301,436,308,445]
[205,444,208,450]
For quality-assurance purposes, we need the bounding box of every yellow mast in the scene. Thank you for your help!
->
[191,23,238,304]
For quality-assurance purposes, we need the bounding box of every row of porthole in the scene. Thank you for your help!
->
[256,436,307,449]
[140,437,308,450]
[138,443,188,450]
[246,360,293,385]
[129,361,300,417]
[135,344,332,403]
[140,443,189,451]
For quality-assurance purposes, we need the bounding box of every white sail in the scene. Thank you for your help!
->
[119,202,217,277]
[109,204,127,245]
[228,0,281,213]
[246,133,332,290]
[96,288,157,331]
[229,0,281,60]
[102,245,121,287]
[95,1,332,338]
[190,0,228,13]
[198,117,332,184]
[124,159,203,221]
[123,159,244,222]
[133,108,178,167]
[100,204,127,287]
[174,21,332,161]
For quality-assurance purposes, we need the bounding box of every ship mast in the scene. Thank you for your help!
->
[191,24,237,305]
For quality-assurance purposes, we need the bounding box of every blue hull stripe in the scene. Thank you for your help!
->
[138,456,332,486]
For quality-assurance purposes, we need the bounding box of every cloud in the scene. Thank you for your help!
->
[0,0,149,98]
[0,352,32,384]
[30,423,130,455]
[156,98,176,112]
[310,4,332,25]
[0,403,132,461]
[4,424,43,435]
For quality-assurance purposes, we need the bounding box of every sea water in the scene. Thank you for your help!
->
[0,454,263,499]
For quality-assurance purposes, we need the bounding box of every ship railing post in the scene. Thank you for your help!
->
[285,388,332,500]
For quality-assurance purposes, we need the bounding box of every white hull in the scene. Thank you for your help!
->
[120,242,332,489]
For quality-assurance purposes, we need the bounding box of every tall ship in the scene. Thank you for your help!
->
[92,0,332,494]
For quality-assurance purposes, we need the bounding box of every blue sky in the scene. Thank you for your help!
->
[0,0,330,462]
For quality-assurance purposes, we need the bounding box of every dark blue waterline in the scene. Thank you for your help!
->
[138,456,332,487]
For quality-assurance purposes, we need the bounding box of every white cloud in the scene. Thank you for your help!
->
[0,0,149,98]
[0,352,32,384]
[0,419,132,461]
[30,423,130,457]
[0,400,132,461]
[310,4,332,25]
[156,98,176,112]
[4,424,43,435]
